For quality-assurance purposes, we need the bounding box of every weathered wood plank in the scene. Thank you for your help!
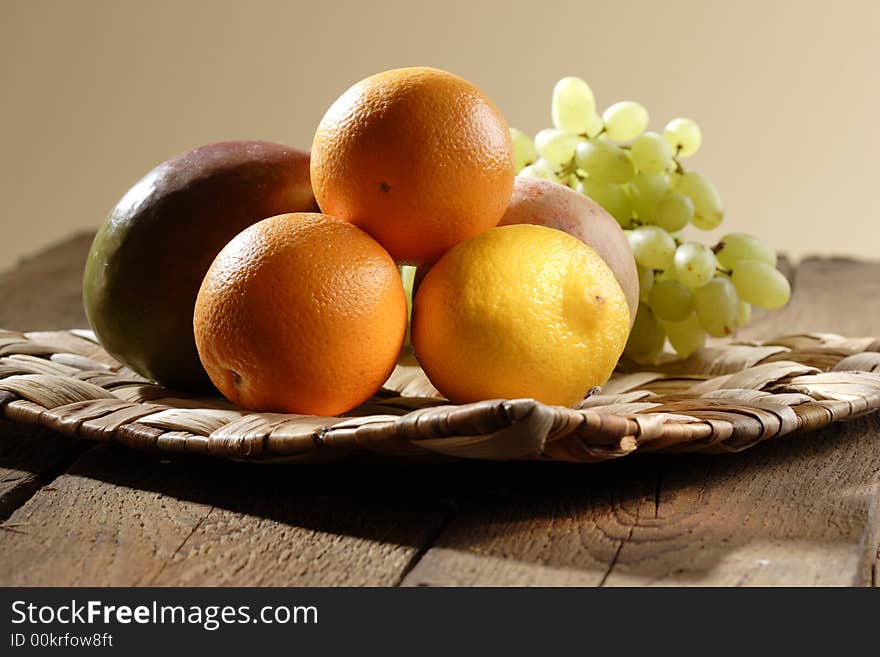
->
[404,257,880,586]
[0,446,211,585]
[601,416,880,586]
[0,420,81,523]
[0,445,450,586]
[400,460,659,586]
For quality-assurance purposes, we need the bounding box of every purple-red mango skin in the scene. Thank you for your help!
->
[498,177,639,326]
[83,141,318,391]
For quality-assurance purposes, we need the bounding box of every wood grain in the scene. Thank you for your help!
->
[0,445,451,586]
[401,460,659,586]
[0,420,81,523]
[403,257,880,586]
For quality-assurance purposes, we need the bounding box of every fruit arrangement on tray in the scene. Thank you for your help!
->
[5,66,869,464]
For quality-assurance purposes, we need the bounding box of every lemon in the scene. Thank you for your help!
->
[412,224,631,406]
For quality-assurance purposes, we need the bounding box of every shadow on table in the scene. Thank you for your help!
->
[0,420,84,522]
[2,413,878,584]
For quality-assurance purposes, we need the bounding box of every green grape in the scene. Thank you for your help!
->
[649,279,694,322]
[674,171,723,230]
[663,117,702,158]
[400,263,416,327]
[575,139,635,184]
[602,101,649,142]
[628,172,669,222]
[694,276,739,337]
[673,241,717,288]
[624,305,666,364]
[731,260,791,309]
[630,132,672,174]
[735,300,752,328]
[628,225,676,269]
[534,129,579,166]
[518,159,559,182]
[577,177,633,226]
[662,312,706,359]
[654,192,694,232]
[552,76,596,134]
[399,264,416,307]
[584,112,604,138]
[574,139,635,183]
[510,127,537,173]
[654,267,676,282]
[561,172,580,189]
[637,265,654,302]
[715,232,777,269]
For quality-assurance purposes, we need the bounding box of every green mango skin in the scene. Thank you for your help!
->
[83,141,318,391]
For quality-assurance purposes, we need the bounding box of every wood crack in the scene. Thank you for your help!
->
[393,500,457,587]
[146,505,215,585]
[598,524,635,587]
[599,469,660,587]
[654,469,663,518]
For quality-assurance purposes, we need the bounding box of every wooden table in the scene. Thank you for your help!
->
[0,234,878,586]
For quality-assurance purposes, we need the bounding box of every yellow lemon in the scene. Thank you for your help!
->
[412,224,631,406]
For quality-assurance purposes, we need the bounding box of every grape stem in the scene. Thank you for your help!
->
[557,154,579,179]
[581,128,606,139]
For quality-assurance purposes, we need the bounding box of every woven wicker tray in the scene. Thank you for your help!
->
[2,328,880,463]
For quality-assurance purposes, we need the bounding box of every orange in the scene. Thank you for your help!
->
[412,225,630,407]
[193,212,407,415]
[310,67,515,264]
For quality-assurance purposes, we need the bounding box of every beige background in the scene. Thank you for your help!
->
[1,0,878,270]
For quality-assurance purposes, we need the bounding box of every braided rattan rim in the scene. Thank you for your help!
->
[2,328,880,463]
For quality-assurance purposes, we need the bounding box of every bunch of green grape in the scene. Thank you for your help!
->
[510,76,791,363]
